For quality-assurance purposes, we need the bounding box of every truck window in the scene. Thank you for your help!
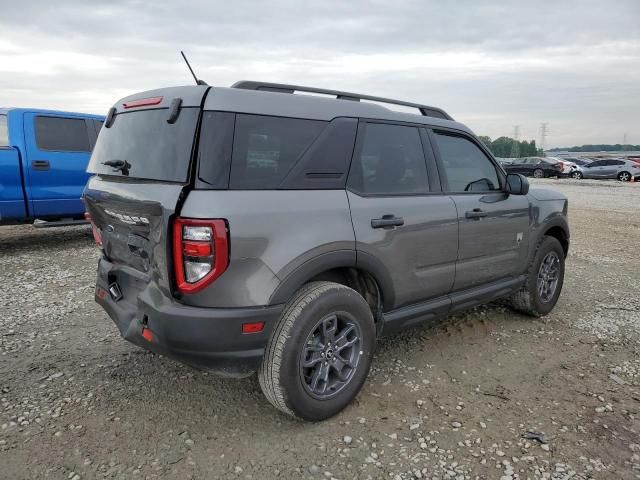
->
[0,115,8,147]
[34,116,91,152]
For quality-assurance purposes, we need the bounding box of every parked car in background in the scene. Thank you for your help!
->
[0,108,104,226]
[503,157,565,178]
[546,156,576,176]
[578,158,640,181]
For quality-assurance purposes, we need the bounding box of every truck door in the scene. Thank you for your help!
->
[23,112,94,218]
[0,113,27,220]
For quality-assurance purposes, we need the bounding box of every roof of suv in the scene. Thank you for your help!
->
[116,82,472,134]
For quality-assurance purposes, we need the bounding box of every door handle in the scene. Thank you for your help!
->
[465,208,487,220]
[32,160,50,171]
[371,215,404,229]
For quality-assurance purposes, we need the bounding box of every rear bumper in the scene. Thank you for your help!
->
[95,258,283,377]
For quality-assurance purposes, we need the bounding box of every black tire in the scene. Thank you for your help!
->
[533,169,545,178]
[258,281,376,421]
[618,171,632,182]
[510,236,565,317]
[571,171,583,179]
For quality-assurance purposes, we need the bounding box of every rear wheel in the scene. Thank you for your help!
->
[510,236,565,317]
[533,169,545,178]
[618,171,632,182]
[258,282,375,421]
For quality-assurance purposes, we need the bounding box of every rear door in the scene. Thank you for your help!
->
[347,121,458,310]
[23,112,95,217]
[84,87,207,297]
[429,130,530,291]
[0,113,27,220]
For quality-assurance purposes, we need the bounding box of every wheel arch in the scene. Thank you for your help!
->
[269,250,395,328]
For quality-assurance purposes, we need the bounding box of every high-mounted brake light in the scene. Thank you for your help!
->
[173,218,229,294]
[123,96,163,109]
[85,212,103,248]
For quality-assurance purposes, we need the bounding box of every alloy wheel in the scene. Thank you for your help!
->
[299,313,362,400]
[537,252,560,304]
[619,172,631,182]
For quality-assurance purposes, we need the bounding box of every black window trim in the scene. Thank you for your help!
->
[34,114,92,153]
[427,127,507,195]
[346,119,442,198]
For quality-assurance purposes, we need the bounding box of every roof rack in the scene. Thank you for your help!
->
[230,80,453,120]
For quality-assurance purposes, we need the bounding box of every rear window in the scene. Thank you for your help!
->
[0,115,8,147]
[35,116,90,152]
[229,114,326,189]
[88,108,199,182]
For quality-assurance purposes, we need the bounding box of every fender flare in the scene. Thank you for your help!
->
[268,249,396,311]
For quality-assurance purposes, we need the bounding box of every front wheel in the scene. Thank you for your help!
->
[571,171,583,179]
[618,171,632,182]
[510,236,565,317]
[258,282,376,421]
[533,169,545,178]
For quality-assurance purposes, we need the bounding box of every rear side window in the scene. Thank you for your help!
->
[348,123,429,195]
[34,116,90,152]
[0,115,8,147]
[434,133,500,193]
[230,115,326,189]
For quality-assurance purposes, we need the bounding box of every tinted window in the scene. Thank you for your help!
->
[230,115,326,189]
[88,108,199,182]
[434,133,500,192]
[198,111,235,188]
[588,160,605,167]
[611,160,625,166]
[0,115,8,147]
[34,116,90,152]
[349,123,428,195]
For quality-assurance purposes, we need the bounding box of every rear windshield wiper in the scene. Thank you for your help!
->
[102,159,131,176]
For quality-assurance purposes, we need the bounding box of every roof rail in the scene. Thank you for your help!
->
[230,80,453,120]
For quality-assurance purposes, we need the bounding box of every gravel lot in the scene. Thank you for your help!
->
[1,178,640,480]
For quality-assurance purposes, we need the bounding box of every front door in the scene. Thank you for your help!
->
[347,121,459,310]
[23,112,94,217]
[430,130,530,291]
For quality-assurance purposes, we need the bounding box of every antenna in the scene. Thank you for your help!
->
[180,51,208,86]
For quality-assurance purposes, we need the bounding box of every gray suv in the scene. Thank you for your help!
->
[84,82,570,421]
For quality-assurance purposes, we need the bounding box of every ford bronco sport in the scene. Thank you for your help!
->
[84,81,569,421]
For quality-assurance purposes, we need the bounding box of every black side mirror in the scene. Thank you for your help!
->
[506,173,529,195]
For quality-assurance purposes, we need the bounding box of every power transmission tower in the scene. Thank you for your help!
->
[539,123,549,154]
[510,125,520,158]
[623,132,628,147]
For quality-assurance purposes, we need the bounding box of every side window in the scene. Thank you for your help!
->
[0,115,8,147]
[612,160,625,166]
[434,133,500,193]
[589,160,604,167]
[230,114,326,189]
[34,116,90,152]
[348,123,429,195]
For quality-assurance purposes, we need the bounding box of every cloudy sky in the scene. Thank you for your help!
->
[1,0,638,147]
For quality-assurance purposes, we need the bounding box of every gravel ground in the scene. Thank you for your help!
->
[1,178,640,480]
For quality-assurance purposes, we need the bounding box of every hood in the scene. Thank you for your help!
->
[527,187,568,201]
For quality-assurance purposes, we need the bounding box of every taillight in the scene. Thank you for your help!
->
[173,218,229,294]
[85,212,103,248]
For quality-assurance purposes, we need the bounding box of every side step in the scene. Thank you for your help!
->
[33,218,89,229]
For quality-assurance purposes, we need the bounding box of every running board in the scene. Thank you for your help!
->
[33,218,88,228]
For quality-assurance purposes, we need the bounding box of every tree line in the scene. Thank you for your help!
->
[548,144,640,152]
[477,136,541,158]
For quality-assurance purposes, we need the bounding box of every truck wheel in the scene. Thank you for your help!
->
[510,236,565,317]
[258,281,376,421]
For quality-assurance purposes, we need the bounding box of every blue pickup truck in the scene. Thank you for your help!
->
[0,108,104,226]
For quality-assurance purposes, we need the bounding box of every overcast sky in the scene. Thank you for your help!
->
[1,0,638,147]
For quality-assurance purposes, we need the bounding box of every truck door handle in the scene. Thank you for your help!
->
[465,208,488,219]
[32,160,50,171]
[371,215,404,229]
